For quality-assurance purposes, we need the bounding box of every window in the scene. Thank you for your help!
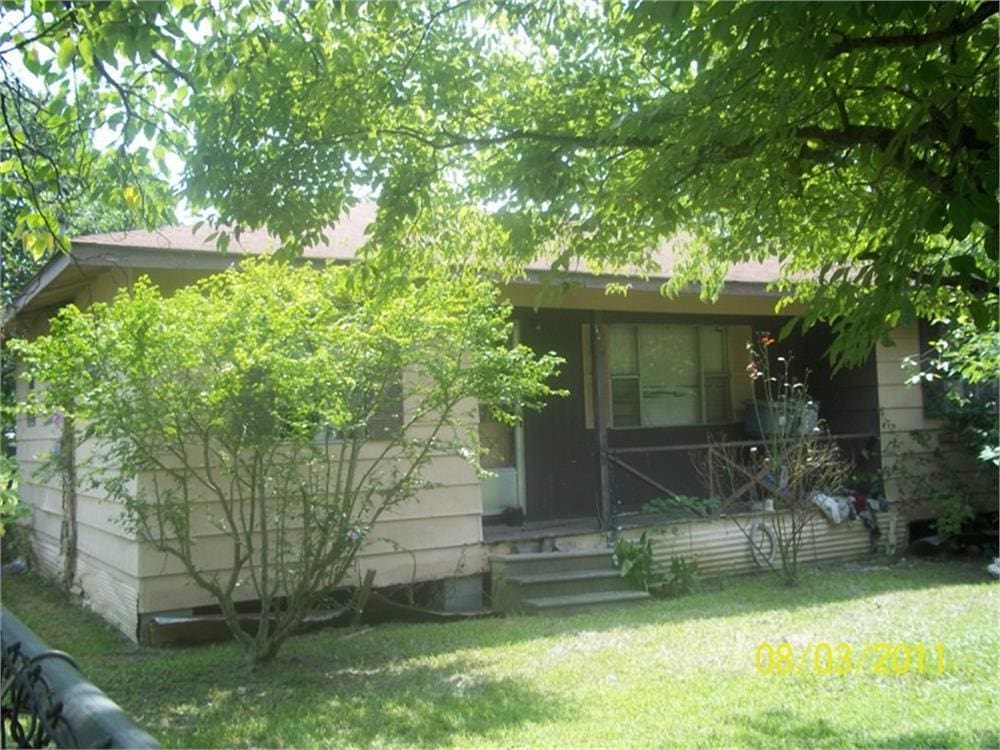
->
[366,378,404,439]
[609,324,731,428]
[313,377,404,443]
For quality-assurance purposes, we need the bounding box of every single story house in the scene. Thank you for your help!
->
[6,205,977,640]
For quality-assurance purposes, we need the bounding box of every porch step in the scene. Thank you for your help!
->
[505,570,629,600]
[521,590,651,616]
[490,546,649,615]
[490,548,615,576]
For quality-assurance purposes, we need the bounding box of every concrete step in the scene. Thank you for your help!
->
[490,548,614,576]
[520,589,652,616]
[505,569,629,600]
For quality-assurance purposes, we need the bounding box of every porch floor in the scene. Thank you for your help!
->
[482,517,601,543]
[481,510,706,544]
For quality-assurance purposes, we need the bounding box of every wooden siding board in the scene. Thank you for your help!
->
[72,548,140,638]
[137,543,484,612]
[137,512,483,577]
[71,524,139,577]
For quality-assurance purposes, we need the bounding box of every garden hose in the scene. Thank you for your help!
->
[748,522,777,568]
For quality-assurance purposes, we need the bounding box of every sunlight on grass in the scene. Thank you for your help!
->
[3,560,998,748]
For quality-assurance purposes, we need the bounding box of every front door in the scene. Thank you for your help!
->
[518,309,600,521]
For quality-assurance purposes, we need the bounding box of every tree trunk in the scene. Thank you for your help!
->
[59,419,77,591]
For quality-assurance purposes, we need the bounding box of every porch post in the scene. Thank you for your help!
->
[592,312,612,530]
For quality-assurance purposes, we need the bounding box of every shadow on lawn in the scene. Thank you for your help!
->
[728,707,998,749]
[134,654,568,748]
[4,560,991,747]
[294,559,990,661]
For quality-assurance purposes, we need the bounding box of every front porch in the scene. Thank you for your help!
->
[482,307,883,528]
[483,500,904,617]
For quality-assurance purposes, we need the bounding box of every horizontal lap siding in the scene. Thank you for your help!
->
[875,327,992,521]
[134,450,483,615]
[16,415,141,639]
[138,544,484,612]
[877,328,929,516]
[138,513,482,576]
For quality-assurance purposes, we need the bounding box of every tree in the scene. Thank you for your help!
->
[703,335,851,586]
[1,1,189,257]
[9,256,562,665]
[3,2,997,371]
[180,1,999,372]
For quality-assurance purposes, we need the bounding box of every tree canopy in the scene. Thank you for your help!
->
[2,1,997,369]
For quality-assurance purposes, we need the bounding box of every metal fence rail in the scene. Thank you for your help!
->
[1,609,160,749]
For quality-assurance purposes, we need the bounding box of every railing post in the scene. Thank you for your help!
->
[708,445,716,504]
[591,312,612,531]
[1,609,160,749]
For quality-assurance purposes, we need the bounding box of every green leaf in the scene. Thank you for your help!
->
[56,38,75,67]
[948,199,975,239]
[78,36,94,65]
[969,300,993,331]
[948,254,980,280]
[779,318,798,341]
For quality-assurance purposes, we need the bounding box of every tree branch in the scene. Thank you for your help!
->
[0,9,75,57]
[150,49,197,92]
[827,2,998,58]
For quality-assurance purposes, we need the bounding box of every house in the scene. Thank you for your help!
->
[6,205,975,640]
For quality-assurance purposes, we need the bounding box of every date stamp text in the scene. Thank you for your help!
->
[755,642,945,676]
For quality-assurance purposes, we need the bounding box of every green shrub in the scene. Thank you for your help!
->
[663,555,700,597]
[613,532,656,591]
[0,455,31,565]
[9,257,562,665]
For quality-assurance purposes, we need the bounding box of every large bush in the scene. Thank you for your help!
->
[10,257,561,664]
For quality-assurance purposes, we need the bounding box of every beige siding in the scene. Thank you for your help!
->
[875,326,992,521]
[132,469,483,614]
[71,268,133,309]
[15,402,141,639]
[18,402,483,630]
[137,544,484,612]
[130,358,485,616]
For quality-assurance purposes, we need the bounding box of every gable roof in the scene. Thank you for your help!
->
[9,204,784,318]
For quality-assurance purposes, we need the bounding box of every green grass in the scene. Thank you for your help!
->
[3,560,999,748]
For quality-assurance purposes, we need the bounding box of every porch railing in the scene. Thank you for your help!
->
[605,431,879,530]
[1,609,160,749]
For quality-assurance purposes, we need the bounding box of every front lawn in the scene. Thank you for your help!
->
[3,560,998,748]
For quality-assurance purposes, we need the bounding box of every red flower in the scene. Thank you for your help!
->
[755,331,775,346]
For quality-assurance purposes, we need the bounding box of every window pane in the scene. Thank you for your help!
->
[611,377,640,427]
[368,377,404,438]
[640,326,700,425]
[704,373,732,423]
[609,325,638,375]
[700,327,727,373]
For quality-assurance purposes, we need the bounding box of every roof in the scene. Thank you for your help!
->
[10,204,784,318]
[73,203,378,261]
